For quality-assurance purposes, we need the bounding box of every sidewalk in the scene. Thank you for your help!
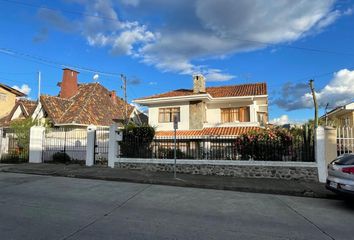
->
[0,163,336,199]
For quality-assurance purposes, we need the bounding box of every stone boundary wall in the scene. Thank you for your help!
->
[115,158,318,182]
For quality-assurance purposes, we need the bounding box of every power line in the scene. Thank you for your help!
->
[0,47,122,77]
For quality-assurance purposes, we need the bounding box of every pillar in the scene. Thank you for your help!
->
[315,126,326,182]
[324,126,337,167]
[29,126,45,163]
[108,125,123,168]
[86,125,96,166]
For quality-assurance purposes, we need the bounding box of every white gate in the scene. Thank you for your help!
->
[337,127,354,156]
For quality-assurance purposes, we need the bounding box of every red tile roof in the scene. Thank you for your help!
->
[0,99,37,127]
[18,99,37,117]
[40,83,134,126]
[155,126,260,138]
[136,83,267,100]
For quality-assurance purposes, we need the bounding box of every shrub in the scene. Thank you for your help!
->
[120,123,155,158]
[52,152,71,163]
[156,148,192,159]
[234,128,293,161]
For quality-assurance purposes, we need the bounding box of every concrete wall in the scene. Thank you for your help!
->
[115,159,318,182]
[0,87,17,118]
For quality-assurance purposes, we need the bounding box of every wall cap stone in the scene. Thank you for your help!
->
[117,158,317,168]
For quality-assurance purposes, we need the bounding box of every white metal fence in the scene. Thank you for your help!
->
[337,127,354,156]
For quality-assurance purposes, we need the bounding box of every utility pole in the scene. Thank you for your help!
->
[309,79,318,129]
[38,71,41,101]
[325,103,329,126]
[37,71,41,126]
[121,74,128,124]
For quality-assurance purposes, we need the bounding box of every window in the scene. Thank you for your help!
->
[158,107,180,123]
[0,93,7,101]
[221,107,250,123]
[257,112,268,126]
[340,116,351,126]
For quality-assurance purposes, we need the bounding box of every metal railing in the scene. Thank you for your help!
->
[337,127,354,156]
[42,127,87,162]
[120,133,315,162]
[0,128,30,163]
[94,126,110,164]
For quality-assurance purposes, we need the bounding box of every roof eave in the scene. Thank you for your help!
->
[134,93,212,105]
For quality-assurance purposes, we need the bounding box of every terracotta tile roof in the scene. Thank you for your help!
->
[41,83,134,126]
[0,99,37,127]
[136,83,267,100]
[155,126,260,138]
[17,99,37,117]
[0,115,10,127]
[206,83,267,98]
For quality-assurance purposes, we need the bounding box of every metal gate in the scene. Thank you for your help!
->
[42,127,87,162]
[337,127,354,156]
[0,128,30,163]
[94,127,110,165]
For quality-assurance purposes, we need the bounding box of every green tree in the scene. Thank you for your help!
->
[8,118,36,161]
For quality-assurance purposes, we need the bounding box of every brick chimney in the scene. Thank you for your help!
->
[59,68,79,99]
[193,74,206,93]
[110,90,117,103]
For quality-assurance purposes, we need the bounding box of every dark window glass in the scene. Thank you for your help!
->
[333,154,354,165]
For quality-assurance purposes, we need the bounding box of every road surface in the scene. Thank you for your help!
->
[0,172,353,240]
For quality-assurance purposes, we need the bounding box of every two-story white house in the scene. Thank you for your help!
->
[134,75,268,138]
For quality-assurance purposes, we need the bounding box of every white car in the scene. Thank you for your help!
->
[326,154,354,197]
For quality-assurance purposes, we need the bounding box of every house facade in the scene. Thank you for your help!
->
[134,75,268,137]
[31,68,146,128]
[0,83,26,118]
[0,99,37,127]
[321,102,354,127]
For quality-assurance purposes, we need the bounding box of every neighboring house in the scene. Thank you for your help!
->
[134,74,268,137]
[0,99,37,127]
[321,102,354,127]
[31,68,146,127]
[0,83,26,118]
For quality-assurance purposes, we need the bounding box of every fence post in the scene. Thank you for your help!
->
[324,126,337,167]
[315,126,326,182]
[86,125,96,166]
[108,125,122,168]
[0,128,3,160]
[29,126,45,163]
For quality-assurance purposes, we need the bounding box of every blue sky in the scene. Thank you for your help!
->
[0,0,354,124]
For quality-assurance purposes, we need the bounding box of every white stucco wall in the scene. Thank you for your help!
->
[147,96,268,131]
[11,106,23,120]
[148,102,190,131]
[206,100,257,124]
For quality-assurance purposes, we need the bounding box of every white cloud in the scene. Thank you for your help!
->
[39,0,345,81]
[203,69,235,82]
[112,25,155,55]
[120,0,140,7]
[12,84,31,95]
[275,69,354,110]
[270,115,290,125]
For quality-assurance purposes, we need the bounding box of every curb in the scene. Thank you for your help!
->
[1,168,337,199]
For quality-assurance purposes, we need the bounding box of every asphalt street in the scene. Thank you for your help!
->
[0,172,353,240]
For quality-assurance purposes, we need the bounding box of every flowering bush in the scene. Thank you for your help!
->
[234,128,293,161]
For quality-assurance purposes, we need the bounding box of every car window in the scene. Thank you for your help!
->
[334,154,354,165]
